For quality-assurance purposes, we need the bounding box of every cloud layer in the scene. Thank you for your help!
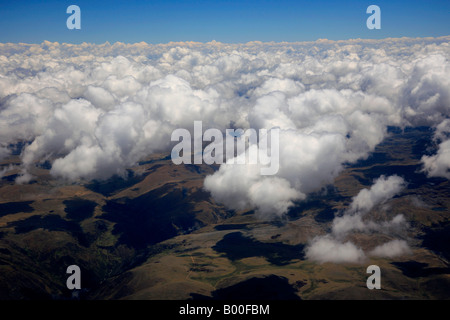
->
[0,37,449,217]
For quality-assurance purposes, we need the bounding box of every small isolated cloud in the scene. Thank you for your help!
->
[14,170,34,184]
[332,175,406,236]
[305,236,366,264]
[347,175,406,215]
[306,175,409,264]
[331,214,366,236]
[369,239,411,258]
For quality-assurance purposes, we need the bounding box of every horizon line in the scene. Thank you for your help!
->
[1,35,449,47]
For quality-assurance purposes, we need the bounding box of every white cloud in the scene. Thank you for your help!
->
[0,37,447,220]
[305,236,366,264]
[15,170,34,184]
[0,93,54,142]
[331,214,366,236]
[347,175,406,215]
[306,175,409,264]
[82,85,116,110]
[332,175,405,236]
[422,119,450,179]
[421,140,450,179]
[204,129,347,217]
[369,239,411,258]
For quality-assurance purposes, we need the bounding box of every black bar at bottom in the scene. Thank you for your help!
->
[0,299,447,319]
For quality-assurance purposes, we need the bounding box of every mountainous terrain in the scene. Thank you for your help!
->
[0,126,449,300]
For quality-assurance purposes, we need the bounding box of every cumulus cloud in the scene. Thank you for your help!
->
[332,175,406,236]
[369,239,411,258]
[306,175,410,263]
[347,175,406,214]
[0,37,448,219]
[305,236,366,264]
[205,166,302,218]
[421,119,450,179]
[204,129,347,218]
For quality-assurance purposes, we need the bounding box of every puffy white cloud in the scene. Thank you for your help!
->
[334,175,406,235]
[421,119,450,179]
[369,239,411,258]
[203,143,304,218]
[332,175,405,236]
[346,175,406,215]
[51,144,111,181]
[21,98,102,172]
[434,119,450,141]
[402,54,450,126]
[331,214,367,236]
[0,93,54,142]
[421,140,450,179]
[305,236,366,264]
[82,85,116,110]
[306,175,409,264]
[204,129,347,217]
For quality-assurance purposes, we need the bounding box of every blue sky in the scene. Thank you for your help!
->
[0,0,449,43]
